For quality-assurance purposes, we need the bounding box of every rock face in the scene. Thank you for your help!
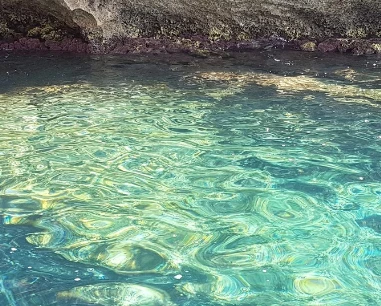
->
[0,0,381,53]
[61,0,381,40]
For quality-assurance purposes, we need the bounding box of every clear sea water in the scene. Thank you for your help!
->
[0,51,380,306]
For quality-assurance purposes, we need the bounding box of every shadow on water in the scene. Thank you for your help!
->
[356,215,381,234]
[0,216,122,305]
[0,50,380,94]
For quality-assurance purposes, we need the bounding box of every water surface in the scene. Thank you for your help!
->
[0,51,381,305]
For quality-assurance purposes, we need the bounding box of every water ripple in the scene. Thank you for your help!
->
[1,55,381,305]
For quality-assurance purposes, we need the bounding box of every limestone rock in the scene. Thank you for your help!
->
[0,0,380,52]
[58,0,381,42]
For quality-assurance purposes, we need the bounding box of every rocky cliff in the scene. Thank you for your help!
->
[1,0,381,54]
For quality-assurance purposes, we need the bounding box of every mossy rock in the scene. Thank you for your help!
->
[371,43,381,53]
[27,27,42,38]
[0,23,9,38]
[300,41,317,52]
[0,23,16,40]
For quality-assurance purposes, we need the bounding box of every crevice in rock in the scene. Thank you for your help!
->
[0,0,83,42]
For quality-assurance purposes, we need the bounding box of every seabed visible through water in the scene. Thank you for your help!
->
[0,51,381,305]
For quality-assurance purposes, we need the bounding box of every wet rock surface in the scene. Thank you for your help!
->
[0,0,381,55]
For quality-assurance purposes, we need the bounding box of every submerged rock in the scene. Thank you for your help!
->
[356,215,381,234]
[195,71,381,107]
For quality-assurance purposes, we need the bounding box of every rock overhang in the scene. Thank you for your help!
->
[1,0,380,54]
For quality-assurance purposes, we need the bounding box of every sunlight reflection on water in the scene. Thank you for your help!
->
[0,51,381,305]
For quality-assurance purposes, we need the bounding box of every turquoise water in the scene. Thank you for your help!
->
[0,51,381,305]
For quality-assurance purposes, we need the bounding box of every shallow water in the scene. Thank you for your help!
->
[0,51,381,305]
